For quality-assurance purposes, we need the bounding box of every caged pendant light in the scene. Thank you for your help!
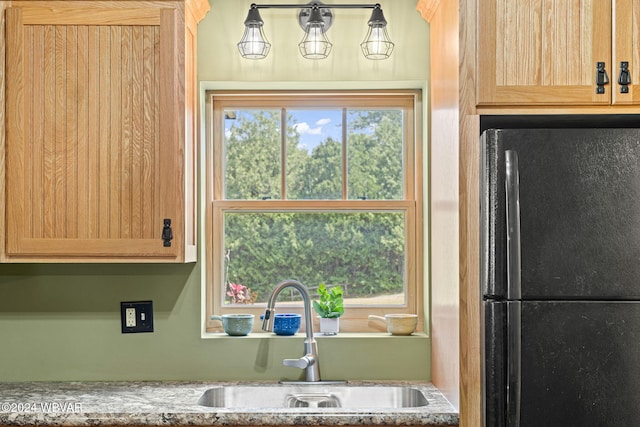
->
[360,5,394,59]
[237,5,272,59]
[298,5,332,59]
[237,2,394,61]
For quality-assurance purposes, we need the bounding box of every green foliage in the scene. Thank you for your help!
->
[224,212,405,302]
[225,110,286,200]
[222,108,406,304]
[347,110,403,200]
[312,284,344,318]
[289,137,342,199]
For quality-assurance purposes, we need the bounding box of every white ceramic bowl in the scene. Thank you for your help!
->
[368,314,418,335]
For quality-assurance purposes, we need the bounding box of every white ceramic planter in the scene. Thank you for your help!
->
[319,317,339,335]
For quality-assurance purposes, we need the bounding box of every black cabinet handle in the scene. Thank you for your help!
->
[596,62,609,94]
[618,61,631,94]
[162,218,173,247]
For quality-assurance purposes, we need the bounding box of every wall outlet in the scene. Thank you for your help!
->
[120,301,154,333]
[125,308,136,327]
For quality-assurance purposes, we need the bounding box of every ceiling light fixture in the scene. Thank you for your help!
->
[237,2,393,61]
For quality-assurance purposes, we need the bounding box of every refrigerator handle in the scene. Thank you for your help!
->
[506,301,522,427]
[505,150,522,300]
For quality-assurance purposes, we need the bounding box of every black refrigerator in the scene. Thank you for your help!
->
[481,128,640,427]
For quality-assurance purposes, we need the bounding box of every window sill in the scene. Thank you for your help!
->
[201,331,429,339]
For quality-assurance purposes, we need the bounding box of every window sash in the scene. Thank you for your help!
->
[205,90,423,334]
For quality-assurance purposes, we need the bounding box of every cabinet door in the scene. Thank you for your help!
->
[477,0,612,106]
[5,4,183,260]
[613,0,640,104]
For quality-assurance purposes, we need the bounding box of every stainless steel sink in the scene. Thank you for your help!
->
[197,384,429,409]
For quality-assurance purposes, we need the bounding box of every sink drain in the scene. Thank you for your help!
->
[286,393,340,408]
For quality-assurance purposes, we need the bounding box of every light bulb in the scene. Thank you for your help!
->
[298,6,332,59]
[360,7,394,60]
[237,7,271,60]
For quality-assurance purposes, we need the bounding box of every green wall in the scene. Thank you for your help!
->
[0,0,431,382]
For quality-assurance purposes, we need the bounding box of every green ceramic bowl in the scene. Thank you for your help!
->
[211,314,254,336]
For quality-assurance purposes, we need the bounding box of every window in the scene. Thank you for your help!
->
[205,91,423,332]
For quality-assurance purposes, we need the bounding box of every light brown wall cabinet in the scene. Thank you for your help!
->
[477,0,640,107]
[4,0,208,262]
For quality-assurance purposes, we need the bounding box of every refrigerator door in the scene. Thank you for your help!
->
[483,301,509,427]
[482,128,640,300]
[485,300,640,427]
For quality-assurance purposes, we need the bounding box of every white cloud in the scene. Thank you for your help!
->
[316,118,331,126]
[293,122,323,135]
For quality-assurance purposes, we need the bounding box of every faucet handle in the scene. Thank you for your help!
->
[261,309,275,331]
[283,355,314,369]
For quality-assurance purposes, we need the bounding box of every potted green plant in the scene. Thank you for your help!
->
[313,284,344,335]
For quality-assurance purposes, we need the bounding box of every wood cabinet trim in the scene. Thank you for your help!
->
[187,0,210,23]
[416,0,440,23]
[17,6,161,25]
[5,7,24,257]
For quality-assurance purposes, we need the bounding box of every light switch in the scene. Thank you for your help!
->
[120,301,154,333]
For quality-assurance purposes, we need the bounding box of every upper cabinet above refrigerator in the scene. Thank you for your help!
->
[477,0,640,108]
[3,0,209,263]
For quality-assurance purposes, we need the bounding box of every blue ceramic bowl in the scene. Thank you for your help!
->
[273,313,301,335]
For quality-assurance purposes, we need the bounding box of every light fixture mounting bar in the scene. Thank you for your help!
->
[250,3,381,10]
[250,2,383,32]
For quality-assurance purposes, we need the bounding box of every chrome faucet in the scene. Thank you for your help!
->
[262,279,321,382]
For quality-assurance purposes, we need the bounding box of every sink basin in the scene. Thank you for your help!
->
[197,384,429,409]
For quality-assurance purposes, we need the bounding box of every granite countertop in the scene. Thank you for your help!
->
[0,381,458,426]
